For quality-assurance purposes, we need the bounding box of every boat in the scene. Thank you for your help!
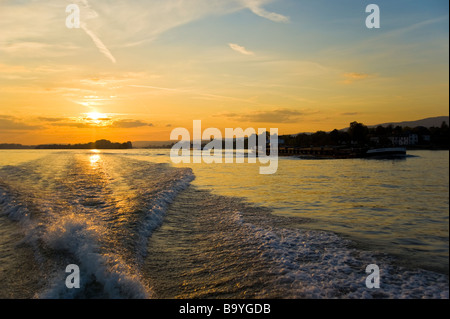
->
[365,147,407,158]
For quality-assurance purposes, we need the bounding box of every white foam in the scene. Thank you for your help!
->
[0,190,153,299]
[231,211,449,299]
[38,213,151,298]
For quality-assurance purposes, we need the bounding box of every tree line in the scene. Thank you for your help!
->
[280,121,449,148]
[0,140,133,150]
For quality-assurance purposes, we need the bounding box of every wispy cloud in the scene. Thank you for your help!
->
[128,85,189,93]
[38,117,66,123]
[0,116,42,131]
[344,73,370,80]
[43,115,153,129]
[229,43,255,56]
[340,112,361,116]
[0,0,288,62]
[109,119,153,128]
[342,72,373,84]
[219,108,314,123]
[241,0,289,23]
[128,84,258,104]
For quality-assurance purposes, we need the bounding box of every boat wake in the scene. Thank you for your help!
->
[0,151,193,298]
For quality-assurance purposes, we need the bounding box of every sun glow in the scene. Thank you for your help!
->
[86,112,106,121]
[83,112,111,126]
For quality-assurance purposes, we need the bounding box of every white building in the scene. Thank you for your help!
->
[389,134,410,146]
[389,133,420,146]
[408,134,419,145]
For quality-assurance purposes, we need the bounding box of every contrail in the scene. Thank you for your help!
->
[76,0,117,64]
[81,23,117,64]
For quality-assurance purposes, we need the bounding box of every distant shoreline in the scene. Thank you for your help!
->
[0,145,448,151]
[0,139,132,150]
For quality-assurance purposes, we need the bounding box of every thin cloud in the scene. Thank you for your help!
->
[128,84,188,93]
[50,122,94,129]
[220,108,310,123]
[229,43,255,56]
[340,112,361,116]
[0,116,42,131]
[0,0,289,61]
[109,119,154,128]
[342,72,373,84]
[48,117,153,129]
[38,117,66,122]
[344,73,370,80]
[242,0,290,23]
[129,84,258,104]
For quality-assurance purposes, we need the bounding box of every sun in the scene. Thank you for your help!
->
[83,112,111,126]
[86,112,105,121]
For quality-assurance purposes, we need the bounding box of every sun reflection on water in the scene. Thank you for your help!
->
[89,150,101,168]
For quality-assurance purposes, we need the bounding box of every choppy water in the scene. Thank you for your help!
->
[0,149,448,299]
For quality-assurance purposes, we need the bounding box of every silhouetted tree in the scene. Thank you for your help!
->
[329,129,340,145]
[375,125,386,136]
[348,121,369,145]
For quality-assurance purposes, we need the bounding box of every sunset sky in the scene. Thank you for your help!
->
[0,0,448,144]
